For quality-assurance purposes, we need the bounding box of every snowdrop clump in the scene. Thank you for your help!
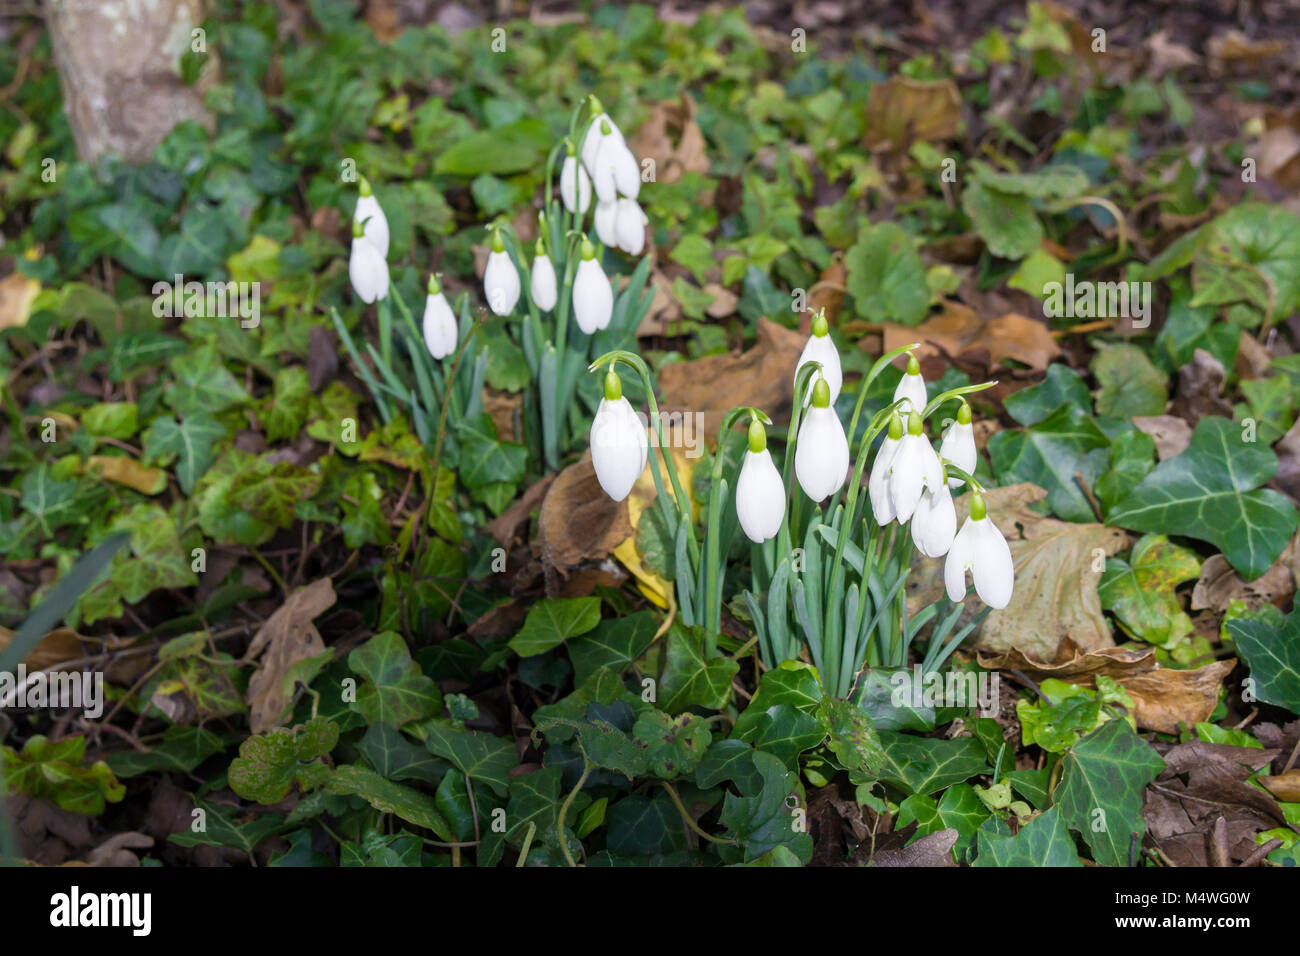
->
[571,101,649,256]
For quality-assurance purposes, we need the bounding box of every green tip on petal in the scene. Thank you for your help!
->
[564,138,576,156]
[812,377,831,409]
[888,413,903,440]
[427,273,441,296]
[580,236,596,260]
[958,401,972,425]
[534,237,547,258]
[589,94,604,114]
[351,218,364,238]
[490,229,505,253]
[600,118,612,135]
[358,175,372,197]
[604,369,623,402]
[970,491,987,522]
[906,354,920,376]
[748,418,767,454]
[811,309,829,337]
[907,411,923,436]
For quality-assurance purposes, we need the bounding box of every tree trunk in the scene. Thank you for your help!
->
[46,0,214,164]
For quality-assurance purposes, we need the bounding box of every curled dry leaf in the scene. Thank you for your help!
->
[1258,770,1300,803]
[1170,348,1233,423]
[243,577,336,733]
[628,94,711,186]
[538,453,632,573]
[862,76,961,151]
[1191,552,1295,613]
[873,308,1061,374]
[85,455,168,495]
[977,639,1155,682]
[0,269,40,331]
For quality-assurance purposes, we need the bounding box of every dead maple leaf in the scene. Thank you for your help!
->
[243,577,336,733]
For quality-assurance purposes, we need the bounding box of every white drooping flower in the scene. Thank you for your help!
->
[794,310,841,406]
[614,197,648,255]
[580,108,624,175]
[868,414,904,525]
[939,402,977,489]
[572,238,613,334]
[594,200,619,248]
[735,419,786,543]
[354,176,389,259]
[348,218,389,304]
[888,412,943,524]
[894,354,927,415]
[421,274,457,360]
[912,481,957,558]
[944,492,1015,609]
[483,229,520,316]
[590,369,647,502]
[794,377,849,502]
[591,133,640,204]
[530,240,558,312]
[560,146,592,215]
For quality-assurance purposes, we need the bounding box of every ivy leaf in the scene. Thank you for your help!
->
[1055,719,1165,867]
[1,735,125,815]
[477,766,577,866]
[719,750,812,864]
[1098,534,1202,647]
[106,726,230,778]
[142,413,226,494]
[845,222,929,325]
[872,733,991,797]
[228,717,339,805]
[1091,343,1168,418]
[325,764,453,841]
[972,806,1082,867]
[1227,605,1300,713]
[263,366,312,442]
[509,596,602,657]
[961,179,1042,260]
[168,797,285,852]
[356,724,447,784]
[733,703,826,768]
[1095,430,1156,514]
[659,623,739,714]
[347,632,441,728]
[416,719,516,797]
[988,403,1111,522]
[164,344,250,416]
[1003,364,1092,426]
[606,792,689,858]
[898,783,991,859]
[567,610,657,686]
[1107,416,1299,579]
[633,711,711,778]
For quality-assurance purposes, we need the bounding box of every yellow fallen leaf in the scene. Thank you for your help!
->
[86,455,168,495]
[0,266,41,331]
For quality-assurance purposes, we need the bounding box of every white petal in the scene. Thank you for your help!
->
[573,258,613,334]
[422,292,457,359]
[530,253,558,311]
[580,114,624,172]
[611,141,641,199]
[794,406,849,502]
[944,519,976,603]
[590,397,646,502]
[594,201,619,248]
[919,439,944,495]
[560,156,592,215]
[736,448,786,542]
[939,420,977,489]
[349,237,389,304]
[483,250,520,316]
[355,194,389,259]
[794,334,842,406]
[614,198,647,255]
[888,435,930,523]
[894,371,927,415]
[970,516,1015,609]
[591,139,620,203]
[911,485,956,558]
[868,435,901,524]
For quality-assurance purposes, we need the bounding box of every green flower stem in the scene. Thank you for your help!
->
[845,342,920,447]
[378,296,393,370]
[920,380,997,421]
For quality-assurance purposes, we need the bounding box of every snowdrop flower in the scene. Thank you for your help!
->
[590,369,647,502]
[572,237,613,334]
[912,478,957,558]
[939,401,977,489]
[794,377,849,502]
[888,412,943,524]
[483,229,520,316]
[893,354,927,415]
[560,141,592,215]
[945,492,1015,609]
[580,101,624,175]
[594,200,619,248]
[348,218,388,304]
[794,310,841,406]
[868,414,904,525]
[421,274,457,360]
[614,197,648,255]
[591,125,641,204]
[354,176,389,259]
[530,239,558,312]
[735,418,786,543]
